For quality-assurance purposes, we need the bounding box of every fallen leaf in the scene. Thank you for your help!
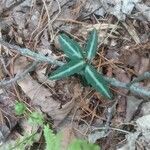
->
[135,3,150,22]
[140,102,150,116]
[138,57,150,75]
[14,58,75,125]
[125,96,143,122]
[136,115,150,131]
[101,0,141,20]
[36,67,56,88]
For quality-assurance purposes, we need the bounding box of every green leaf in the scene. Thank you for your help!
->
[67,139,100,150]
[86,28,98,62]
[84,65,112,99]
[15,102,26,116]
[44,125,56,150]
[44,125,61,150]
[59,34,84,59]
[49,60,86,80]
[28,112,44,126]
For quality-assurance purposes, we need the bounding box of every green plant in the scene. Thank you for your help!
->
[13,103,100,150]
[49,29,113,99]
[15,102,44,126]
[28,111,44,126]
[43,124,61,150]
[9,132,38,150]
[68,139,100,150]
[15,102,26,115]
[43,124,100,150]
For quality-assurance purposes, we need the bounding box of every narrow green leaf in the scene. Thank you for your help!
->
[84,65,112,99]
[49,60,86,80]
[43,125,56,150]
[86,28,98,62]
[59,34,84,59]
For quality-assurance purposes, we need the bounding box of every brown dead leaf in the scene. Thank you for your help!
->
[138,57,150,75]
[36,67,56,88]
[125,96,143,122]
[114,68,130,83]
[120,51,140,74]
[14,58,75,125]
[17,74,74,125]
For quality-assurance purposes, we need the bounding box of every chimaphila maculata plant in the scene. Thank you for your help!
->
[49,29,113,99]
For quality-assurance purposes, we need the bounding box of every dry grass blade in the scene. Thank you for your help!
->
[122,21,140,44]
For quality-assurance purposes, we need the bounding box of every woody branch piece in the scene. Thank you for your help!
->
[127,72,150,86]
[0,39,149,98]
[0,39,64,66]
[0,61,38,87]
[105,77,150,98]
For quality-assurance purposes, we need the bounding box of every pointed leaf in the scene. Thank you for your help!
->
[59,34,84,59]
[49,60,86,80]
[84,65,112,99]
[86,28,98,62]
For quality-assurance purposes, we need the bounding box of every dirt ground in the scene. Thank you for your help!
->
[0,0,150,150]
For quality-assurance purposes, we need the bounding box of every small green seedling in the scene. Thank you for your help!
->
[28,111,44,126]
[49,29,113,99]
[44,124,100,150]
[15,102,26,115]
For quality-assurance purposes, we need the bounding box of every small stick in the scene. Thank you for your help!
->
[0,39,64,66]
[0,39,149,98]
[0,61,38,87]
[105,77,150,98]
[127,72,150,86]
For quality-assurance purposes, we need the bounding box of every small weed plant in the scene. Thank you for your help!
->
[1,102,100,150]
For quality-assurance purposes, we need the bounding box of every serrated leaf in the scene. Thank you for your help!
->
[84,65,112,99]
[28,112,44,125]
[59,34,84,59]
[86,28,98,62]
[15,102,26,116]
[44,125,55,150]
[49,60,86,80]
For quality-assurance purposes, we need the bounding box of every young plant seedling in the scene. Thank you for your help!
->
[49,29,113,99]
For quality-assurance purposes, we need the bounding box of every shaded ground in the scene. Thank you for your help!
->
[0,0,150,149]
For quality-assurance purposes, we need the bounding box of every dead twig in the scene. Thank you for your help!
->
[0,39,149,98]
[0,61,38,87]
[105,77,150,98]
[0,61,39,87]
[105,100,118,133]
[0,39,63,66]
[92,126,131,134]
[127,72,150,86]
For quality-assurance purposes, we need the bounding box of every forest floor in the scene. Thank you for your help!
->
[0,0,150,149]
